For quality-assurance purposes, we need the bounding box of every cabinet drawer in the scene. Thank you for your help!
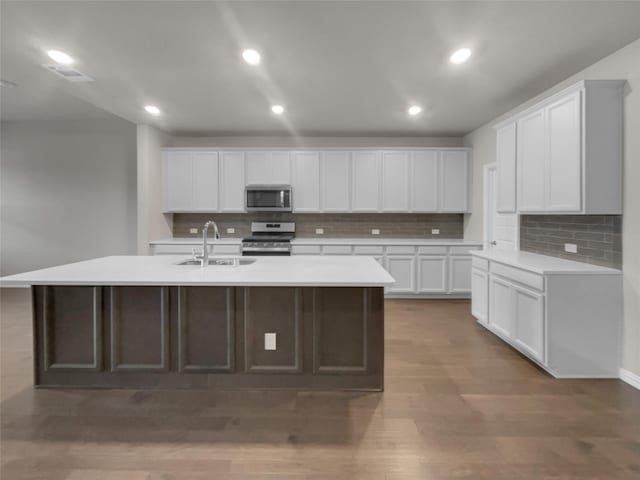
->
[291,245,322,255]
[417,246,448,255]
[450,245,481,255]
[385,246,415,255]
[491,262,544,291]
[322,245,352,255]
[472,256,489,271]
[353,245,384,255]
[213,244,241,255]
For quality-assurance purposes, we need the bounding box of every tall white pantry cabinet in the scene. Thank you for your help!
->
[495,80,624,215]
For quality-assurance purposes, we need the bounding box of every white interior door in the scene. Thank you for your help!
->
[485,165,518,251]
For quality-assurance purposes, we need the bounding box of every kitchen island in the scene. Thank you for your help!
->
[0,255,394,391]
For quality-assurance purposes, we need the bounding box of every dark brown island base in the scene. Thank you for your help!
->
[32,285,384,391]
[0,255,394,391]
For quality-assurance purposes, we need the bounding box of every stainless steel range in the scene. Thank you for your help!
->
[241,222,295,256]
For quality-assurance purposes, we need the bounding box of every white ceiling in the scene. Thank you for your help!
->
[2,1,640,136]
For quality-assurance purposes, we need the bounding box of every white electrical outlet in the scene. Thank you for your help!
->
[189,228,198,234]
[264,333,277,351]
[226,227,235,234]
[564,243,578,253]
[432,229,440,235]
[315,228,324,235]
[371,229,380,235]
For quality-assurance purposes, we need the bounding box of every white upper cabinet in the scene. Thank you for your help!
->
[292,151,320,212]
[245,151,291,185]
[351,151,380,212]
[496,122,517,213]
[517,109,546,212]
[219,151,246,212]
[164,151,192,212]
[192,152,219,211]
[163,150,219,212]
[440,150,470,212]
[498,80,624,215]
[321,151,351,212]
[545,91,581,212]
[381,151,409,212]
[163,147,472,214]
[410,151,439,212]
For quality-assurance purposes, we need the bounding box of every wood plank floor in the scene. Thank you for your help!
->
[1,288,639,479]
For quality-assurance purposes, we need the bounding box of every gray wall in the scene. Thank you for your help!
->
[0,119,137,275]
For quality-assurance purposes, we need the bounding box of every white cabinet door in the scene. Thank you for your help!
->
[164,151,192,212]
[517,109,546,211]
[489,276,513,338]
[410,150,439,212]
[471,267,489,324]
[381,151,409,212]
[192,152,219,211]
[351,151,380,212]
[513,285,545,362]
[448,256,472,293]
[271,151,292,184]
[417,255,447,293]
[219,151,246,212]
[321,151,351,212]
[545,91,582,212]
[386,255,416,293]
[440,150,469,212]
[245,151,291,185]
[496,122,517,213]
[292,151,320,212]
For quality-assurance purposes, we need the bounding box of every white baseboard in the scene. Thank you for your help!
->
[619,368,640,390]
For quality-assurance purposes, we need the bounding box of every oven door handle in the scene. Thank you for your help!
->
[241,246,291,252]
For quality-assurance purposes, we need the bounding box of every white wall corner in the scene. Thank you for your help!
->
[619,368,640,391]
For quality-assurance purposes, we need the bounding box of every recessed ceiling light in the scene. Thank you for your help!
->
[144,105,161,115]
[47,50,74,65]
[450,48,472,64]
[271,105,284,115]
[242,49,261,65]
[408,105,422,116]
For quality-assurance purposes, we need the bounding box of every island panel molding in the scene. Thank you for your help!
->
[30,285,384,390]
[312,287,368,374]
[243,287,303,374]
[109,286,170,372]
[177,286,234,373]
[40,286,103,372]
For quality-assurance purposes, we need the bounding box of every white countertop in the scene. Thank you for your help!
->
[0,255,395,287]
[151,237,482,246]
[472,250,621,275]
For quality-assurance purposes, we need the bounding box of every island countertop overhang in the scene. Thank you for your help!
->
[0,255,395,287]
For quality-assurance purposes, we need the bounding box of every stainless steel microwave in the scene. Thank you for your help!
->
[245,185,292,212]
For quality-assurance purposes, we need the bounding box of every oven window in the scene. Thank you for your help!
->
[247,189,290,208]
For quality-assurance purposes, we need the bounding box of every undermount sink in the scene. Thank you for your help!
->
[176,257,256,266]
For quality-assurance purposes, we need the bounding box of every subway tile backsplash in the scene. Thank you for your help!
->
[173,213,464,239]
[520,215,622,268]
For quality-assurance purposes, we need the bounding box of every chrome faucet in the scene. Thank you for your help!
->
[201,220,221,267]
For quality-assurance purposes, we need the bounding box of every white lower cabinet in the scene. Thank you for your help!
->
[471,252,622,378]
[513,285,545,362]
[471,267,488,324]
[417,255,447,293]
[448,256,473,293]
[489,276,514,338]
[385,255,416,294]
